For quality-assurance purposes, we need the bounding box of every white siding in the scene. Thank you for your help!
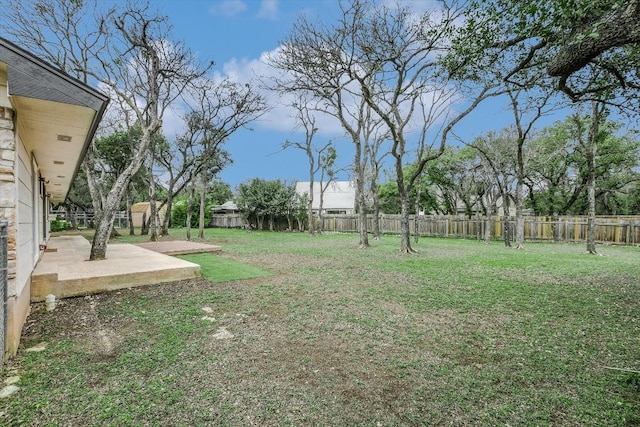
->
[15,138,35,297]
[295,181,356,214]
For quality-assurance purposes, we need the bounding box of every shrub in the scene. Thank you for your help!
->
[50,218,71,232]
[171,200,212,227]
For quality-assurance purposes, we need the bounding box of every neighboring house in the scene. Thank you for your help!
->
[130,202,167,228]
[211,200,238,215]
[295,181,356,215]
[0,38,108,358]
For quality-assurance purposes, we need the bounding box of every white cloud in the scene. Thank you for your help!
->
[258,0,279,19]
[209,0,247,17]
[215,45,459,144]
[219,49,350,137]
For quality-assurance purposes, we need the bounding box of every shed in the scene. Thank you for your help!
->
[131,202,167,228]
[211,200,239,215]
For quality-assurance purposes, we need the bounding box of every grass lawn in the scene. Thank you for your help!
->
[2,229,639,426]
[177,253,270,283]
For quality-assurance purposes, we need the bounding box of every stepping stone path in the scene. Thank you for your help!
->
[0,375,21,399]
[201,306,216,322]
[25,342,47,352]
[213,327,234,340]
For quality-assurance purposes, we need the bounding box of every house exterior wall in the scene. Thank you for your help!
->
[16,137,37,296]
[0,98,47,357]
[0,106,48,358]
[0,105,23,357]
[0,39,108,361]
[295,181,356,215]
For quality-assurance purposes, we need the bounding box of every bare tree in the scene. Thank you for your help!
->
[282,95,332,235]
[570,102,608,254]
[316,146,340,233]
[362,104,390,240]
[186,183,195,241]
[506,87,560,249]
[472,130,519,247]
[268,0,501,251]
[349,1,504,253]
[2,0,215,259]
[146,142,160,241]
[265,0,378,248]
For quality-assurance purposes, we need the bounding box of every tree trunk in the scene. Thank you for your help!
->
[90,212,114,260]
[484,215,492,244]
[547,1,640,78]
[372,184,381,240]
[198,173,207,239]
[82,148,106,220]
[126,185,135,235]
[354,162,369,249]
[483,201,495,244]
[413,178,422,244]
[148,157,159,242]
[161,194,173,236]
[68,204,78,230]
[110,226,121,239]
[90,124,158,261]
[317,181,325,235]
[160,170,177,236]
[148,200,158,241]
[186,184,194,241]
[514,178,525,249]
[514,137,525,249]
[308,165,315,236]
[553,214,562,242]
[140,212,148,235]
[502,193,511,248]
[90,179,126,258]
[586,101,601,255]
[399,187,416,254]
[586,176,597,253]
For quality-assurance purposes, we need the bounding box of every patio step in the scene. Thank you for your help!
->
[31,263,200,301]
[31,237,201,302]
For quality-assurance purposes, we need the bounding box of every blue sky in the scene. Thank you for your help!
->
[151,0,565,190]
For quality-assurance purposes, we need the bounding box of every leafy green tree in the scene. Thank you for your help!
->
[209,180,233,206]
[377,163,444,216]
[527,116,640,216]
[236,179,300,231]
[295,193,309,231]
[171,197,212,228]
[424,147,485,217]
[453,0,640,104]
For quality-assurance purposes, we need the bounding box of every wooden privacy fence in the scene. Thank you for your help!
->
[211,213,640,246]
[379,215,640,245]
[50,210,129,229]
[210,214,246,229]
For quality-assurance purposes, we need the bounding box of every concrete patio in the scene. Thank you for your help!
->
[31,235,209,301]
[135,240,222,255]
